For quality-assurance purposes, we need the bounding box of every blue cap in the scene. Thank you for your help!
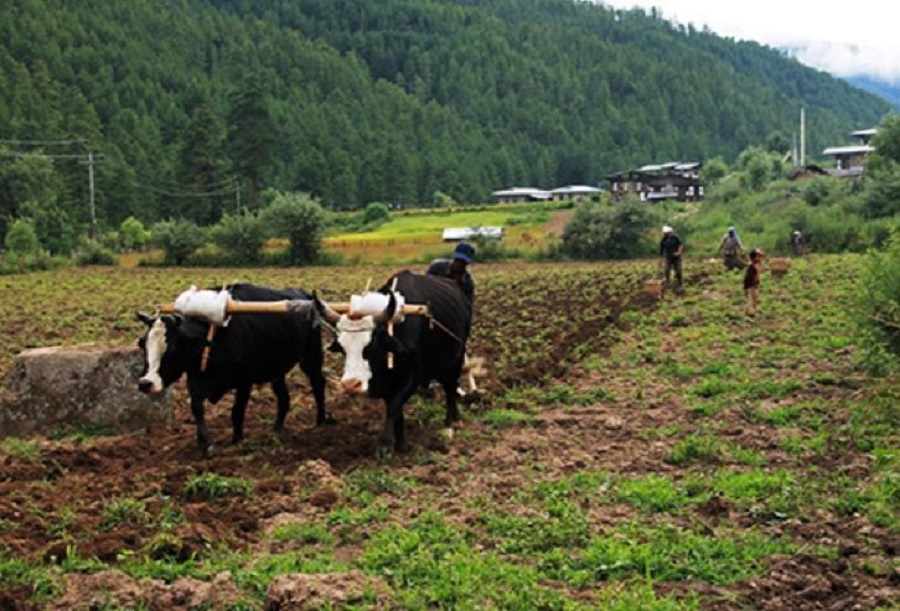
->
[452,242,475,263]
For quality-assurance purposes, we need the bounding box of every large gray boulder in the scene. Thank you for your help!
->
[0,344,170,438]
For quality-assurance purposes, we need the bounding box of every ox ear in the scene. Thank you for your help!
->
[365,330,408,359]
[372,291,397,325]
[161,313,183,329]
[313,291,341,325]
[136,311,155,326]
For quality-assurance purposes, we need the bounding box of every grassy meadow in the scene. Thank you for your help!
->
[0,254,897,609]
[323,202,572,264]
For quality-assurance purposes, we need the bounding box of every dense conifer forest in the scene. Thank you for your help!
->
[0,0,891,233]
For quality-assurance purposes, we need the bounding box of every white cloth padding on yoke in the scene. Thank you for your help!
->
[174,285,230,326]
[350,291,406,322]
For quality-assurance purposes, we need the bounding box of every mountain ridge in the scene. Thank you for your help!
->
[0,0,892,228]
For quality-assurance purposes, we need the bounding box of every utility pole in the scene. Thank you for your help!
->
[78,151,105,240]
[800,106,806,167]
[1,140,105,241]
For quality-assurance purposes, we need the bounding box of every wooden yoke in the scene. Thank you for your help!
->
[387,277,399,370]
[158,300,428,316]
[159,300,302,315]
[200,324,216,372]
[199,283,227,373]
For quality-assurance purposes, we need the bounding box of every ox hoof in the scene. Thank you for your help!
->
[317,416,338,426]
[203,444,215,458]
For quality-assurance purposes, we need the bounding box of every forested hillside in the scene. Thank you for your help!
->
[0,0,891,235]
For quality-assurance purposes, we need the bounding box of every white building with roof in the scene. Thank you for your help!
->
[549,185,603,202]
[491,187,552,204]
[822,127,877,177]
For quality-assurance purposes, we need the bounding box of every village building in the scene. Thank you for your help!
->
[606,161,703,203]
[821,127,877,177]
[441,227,504,242]
[491,187,551,204]
[548,185,603,202]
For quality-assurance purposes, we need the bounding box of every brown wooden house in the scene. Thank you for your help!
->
[607,161,703,203]
[821,128,877,177]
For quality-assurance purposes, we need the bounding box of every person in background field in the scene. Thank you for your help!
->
[718,226,743,271]
[427,241,475,310]
[426,242,477,396]
[744,247,764,316]
[790,230,805,257]
[659,225,684,289]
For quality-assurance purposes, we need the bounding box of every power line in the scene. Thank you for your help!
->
[128,172,240,192]
[1,151,94,159]
[134,182,240,197]
[0,146,105,241]
[0,138,88,147]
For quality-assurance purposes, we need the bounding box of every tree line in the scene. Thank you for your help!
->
[0,0,892,250]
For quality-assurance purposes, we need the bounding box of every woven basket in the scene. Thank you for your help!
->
[769,258,790,276]
[643,279,664,298]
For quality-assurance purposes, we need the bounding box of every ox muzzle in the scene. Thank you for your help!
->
[137,374,164,394]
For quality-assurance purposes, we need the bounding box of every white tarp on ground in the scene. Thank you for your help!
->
[442,227,504,241]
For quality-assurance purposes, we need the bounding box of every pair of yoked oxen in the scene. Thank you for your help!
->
[136,270,471,457]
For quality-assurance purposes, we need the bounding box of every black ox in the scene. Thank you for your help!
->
[316,270,471,452]
[136,283,329,455]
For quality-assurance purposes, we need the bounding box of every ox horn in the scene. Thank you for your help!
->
[313,292,342,325]
[372,291,397,325]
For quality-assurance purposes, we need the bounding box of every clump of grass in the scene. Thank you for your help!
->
[346,467,415,500]
[665,433,725,465]
[102,497,149,530]
[541,523,798,586]
[184,472,254,500]
[1,438,41,462]
[481,408,536,429]
[612,475,695,513]
[271,522,334,545]
[638,425,681,440]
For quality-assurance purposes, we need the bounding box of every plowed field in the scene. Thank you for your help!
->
[0,257,896,610]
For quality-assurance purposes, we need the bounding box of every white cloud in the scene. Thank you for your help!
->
[602,0,900,84]
[791,42,900,84]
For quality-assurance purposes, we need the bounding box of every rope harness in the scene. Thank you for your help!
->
[316,309,465,345]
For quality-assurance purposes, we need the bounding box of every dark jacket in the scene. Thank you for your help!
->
[743,262,761,290]
[659,234,683,261]
[426,258,474,307]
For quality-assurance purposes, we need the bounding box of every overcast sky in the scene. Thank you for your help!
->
[602,0,900,84]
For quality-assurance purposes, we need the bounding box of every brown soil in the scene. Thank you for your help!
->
[0,264,896,609]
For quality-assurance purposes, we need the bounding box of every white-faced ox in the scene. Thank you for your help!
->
[316,271,471,453]
[136,283,330,456]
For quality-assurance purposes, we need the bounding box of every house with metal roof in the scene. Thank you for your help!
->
[822,127,877,177]
[549,185,603,202]
[491,187,552,204]
[607,161,703,203]
[441,227,504,242]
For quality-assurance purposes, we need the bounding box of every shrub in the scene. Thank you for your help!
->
[560,198,660,260]
[119,216,151,251]
[260,191,328,265]
[361,202,391,226]
[75,241,118,266]
[19,201,76,256]
[857,228,900,375]
[150,218,205,265]
[4,217,40,256]
[209,210,266,264]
